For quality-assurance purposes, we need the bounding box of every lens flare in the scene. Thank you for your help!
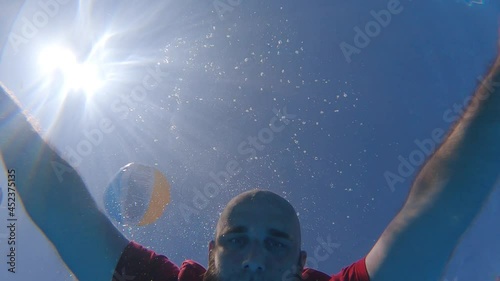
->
[38,45,103,96]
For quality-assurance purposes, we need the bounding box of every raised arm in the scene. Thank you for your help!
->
[365,48,500,279]
[0,83,129,281]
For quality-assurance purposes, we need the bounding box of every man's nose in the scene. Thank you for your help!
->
[241,241,266,272]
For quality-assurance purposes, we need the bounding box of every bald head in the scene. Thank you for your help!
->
[215,189,302,246]
[205,189,307,281]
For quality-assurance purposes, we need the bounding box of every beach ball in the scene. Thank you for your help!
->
[104,163,171,226]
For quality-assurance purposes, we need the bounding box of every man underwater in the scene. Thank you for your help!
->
[1,38,500,281]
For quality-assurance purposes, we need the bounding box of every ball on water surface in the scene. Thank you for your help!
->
[104,163,171,226]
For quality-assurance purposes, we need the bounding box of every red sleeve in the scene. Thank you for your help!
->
[303,257,370,281]
[179,260,207,281]
[112,241,180,281]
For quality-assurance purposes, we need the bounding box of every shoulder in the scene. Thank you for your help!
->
[113,241,182,281]
[114,241,207,281]
[179,260,207,281]
[302,256,370,281]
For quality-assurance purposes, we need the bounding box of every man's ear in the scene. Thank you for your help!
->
[300,250,307,268]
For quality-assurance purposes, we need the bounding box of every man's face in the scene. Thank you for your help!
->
[205,192,306,281]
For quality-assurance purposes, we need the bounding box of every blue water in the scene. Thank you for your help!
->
[0,1,499,280]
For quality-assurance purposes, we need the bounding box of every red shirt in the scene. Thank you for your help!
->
[113,241,370,281]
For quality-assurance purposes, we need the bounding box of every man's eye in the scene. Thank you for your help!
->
[229,237,246,245]
[266,239,286,249]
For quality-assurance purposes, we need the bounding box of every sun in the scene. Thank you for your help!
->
[38,45,104,96]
